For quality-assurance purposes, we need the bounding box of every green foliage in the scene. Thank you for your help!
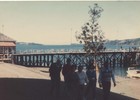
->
[76,3,106,54]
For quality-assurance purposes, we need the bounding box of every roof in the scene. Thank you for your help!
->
[0,33,16,42]
[0,42,16,47]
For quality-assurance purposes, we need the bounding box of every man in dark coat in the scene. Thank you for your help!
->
[49,59,62,97]
[86,61,97,100]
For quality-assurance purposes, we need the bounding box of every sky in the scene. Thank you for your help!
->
[0,1,140,45]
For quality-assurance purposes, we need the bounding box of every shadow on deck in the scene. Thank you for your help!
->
[0,78,137,100]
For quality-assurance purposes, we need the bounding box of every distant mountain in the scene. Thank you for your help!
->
[16,38,140,51]
[16,42,44,46]
[105,38,140,45]
[16,38,140,47]
[16,42,83,51]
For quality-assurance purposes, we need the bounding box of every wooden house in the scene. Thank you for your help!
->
[0,33,16,62]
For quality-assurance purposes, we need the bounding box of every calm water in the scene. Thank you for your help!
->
[16,43,139,53]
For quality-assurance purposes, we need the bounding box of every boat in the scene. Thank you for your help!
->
[127,67,140,78]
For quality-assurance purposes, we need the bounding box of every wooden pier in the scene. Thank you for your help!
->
[12,51,140,68]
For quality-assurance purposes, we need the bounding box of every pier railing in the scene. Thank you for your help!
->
[12,51,140,68]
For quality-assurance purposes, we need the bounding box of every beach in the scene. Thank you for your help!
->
[0,62,139,100]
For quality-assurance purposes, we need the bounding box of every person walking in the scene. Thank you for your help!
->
[98,61,116,100]
[49,59,62,97]
[86,61,97,100]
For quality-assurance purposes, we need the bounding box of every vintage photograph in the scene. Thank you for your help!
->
[0,1,139,100]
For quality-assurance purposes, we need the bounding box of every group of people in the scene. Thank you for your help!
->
[49,58,116,100]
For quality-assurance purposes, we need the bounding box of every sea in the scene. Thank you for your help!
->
[16,43,140,77]
[16,43,139,53]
